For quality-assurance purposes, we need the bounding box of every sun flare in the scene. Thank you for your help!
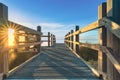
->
[8,28,15,46]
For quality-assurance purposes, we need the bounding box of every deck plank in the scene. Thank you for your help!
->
[6,44,101,80]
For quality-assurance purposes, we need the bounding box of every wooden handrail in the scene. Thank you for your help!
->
[65,18,120,39]
[65,40,120,74]
[42,35,48,37]
[100,18,120,39]
[65,40,80,45]
[0,42,42,51]
[65,21,99,38]
[65,40,99,51]
[8,21,41,35]
[101,46,120,74]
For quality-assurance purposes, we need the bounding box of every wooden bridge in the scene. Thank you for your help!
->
[0,0,120,80]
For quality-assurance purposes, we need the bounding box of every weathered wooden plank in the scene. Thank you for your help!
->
[65,21,99,38]
[65,43,100,77]
[41,35,48,37]
[6,44,100,79]
[9,42,41,49]
[99,18,120,39]
[101,47,120,74]
[70,42,120,75]
[41,40,48,42]
[80,43,100,51]
[7,21,40,35]
[64,40,79,45]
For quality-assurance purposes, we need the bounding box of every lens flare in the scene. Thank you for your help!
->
[8,28,15,46]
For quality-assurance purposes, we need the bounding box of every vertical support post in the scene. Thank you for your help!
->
[107,0,120,22]
[25,32,29,50]
[0,3,8,20]
[0,50,4,73]
[98,2,107,76]
[107,0,120,80]
[54,35,56,44]
[14,30,19,53]
[37,26,41,52]
[51,34,53,46]
[71,30,74,50]
[66,33,68,45]
[48,32,50,47]
[53,35,55,45]
[64,35,66,44]
[66,33,68,46]
[52,34,53,46]
[3,50,9,77]
[68,32,70,47]
[75,26,79,53]
[0,3,9,78]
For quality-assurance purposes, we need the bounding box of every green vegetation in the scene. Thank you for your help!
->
[9,49,37,70]
[77,47,98,69]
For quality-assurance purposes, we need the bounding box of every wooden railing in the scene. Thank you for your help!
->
[0,21,56,76]
[64,1,120,80]
[65,21,120,80]
[0,3,56,79]
[41,32,56,47]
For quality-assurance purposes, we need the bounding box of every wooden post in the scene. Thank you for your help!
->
[0,3,9,78]
[52,34,54,46]
[69,32,71,47]
[66,33,68,46]
[25,32,29,50]
[71,30,74,50]
[66,34,67,45]
[53,35,55,45]
[107,0,120,80]
[0,49,9,78]
[75,26,79,53]
[0,3,8,20]
[54,35,56,44]
[64,35,66,44]
[51,34,53,46]
[68,32,70,47]
[37,26,41,52]
[107,0,120,22]
[48,32,50,47]
[98,2,107,76]
[67,33,69,46]
[52,35,54,46]
[0,50,4,73]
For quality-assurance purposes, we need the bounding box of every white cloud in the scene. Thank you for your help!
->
[8,9,77,43]
[39,23,65,29]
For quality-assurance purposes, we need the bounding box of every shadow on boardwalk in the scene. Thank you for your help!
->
[6,44,101,80]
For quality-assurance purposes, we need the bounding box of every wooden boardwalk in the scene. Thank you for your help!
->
[6,44,101,80]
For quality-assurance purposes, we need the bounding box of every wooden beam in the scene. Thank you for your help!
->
[75,26,79,53]
[98,2,107,74]
[101,46,120,74]
[65,21,99,38]
[41,35,48,37]
[41,40,48,42]
[8,42,41,49]
[99,18,120,39]
[80,43,100,51]
[69,41,120,75]
[64,40,79,45]
[71,30,74,49]
[48,32,50,47]
[7,21,41,35]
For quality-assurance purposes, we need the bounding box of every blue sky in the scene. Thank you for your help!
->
[1,0,106,43]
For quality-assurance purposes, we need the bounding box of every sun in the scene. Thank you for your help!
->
[8,28,15,46]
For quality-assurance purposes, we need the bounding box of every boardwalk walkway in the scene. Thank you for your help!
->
[6,44,101,80]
